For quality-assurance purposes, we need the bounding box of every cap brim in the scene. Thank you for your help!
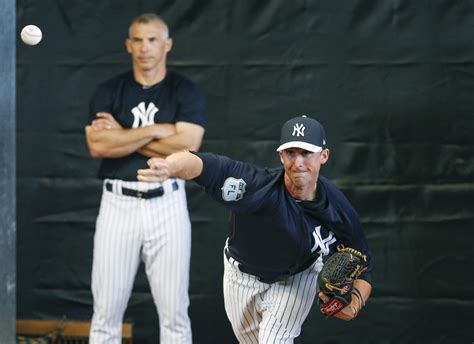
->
[276,141,323,153]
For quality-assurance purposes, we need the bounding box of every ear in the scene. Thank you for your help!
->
[279,151,285,165]
[320,149,330,165]
[125,38,132,54]
[165,38,173,53]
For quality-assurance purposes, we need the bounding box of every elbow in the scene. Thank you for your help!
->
[185,136,204,152]
[172,126,205,152]
[173,139,201,153]
[88,145,125,159]
[85,129,103,158]
[88,146,104,158]
[86,140,107,158]
[86,137,112,158]
[89,149,103,159]
[190,140,202,152]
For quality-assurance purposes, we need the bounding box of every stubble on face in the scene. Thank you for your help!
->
[128,22,170,72]
[281,149,323,199]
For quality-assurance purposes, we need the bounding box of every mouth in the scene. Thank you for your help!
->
[138,57,153,62]
[292,171,307,177]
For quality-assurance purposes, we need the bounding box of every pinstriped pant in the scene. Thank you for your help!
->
[223,254,323,343]
[89,179,192,344]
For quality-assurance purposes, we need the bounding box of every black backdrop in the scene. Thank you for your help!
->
[16,1,474,343]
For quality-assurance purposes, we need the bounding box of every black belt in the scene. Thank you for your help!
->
[225,249,318,284]
[105,181,178,199]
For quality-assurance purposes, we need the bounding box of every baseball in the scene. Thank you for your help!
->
[20,25,42,45]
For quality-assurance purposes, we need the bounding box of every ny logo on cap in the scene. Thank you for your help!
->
[292,123,305,137]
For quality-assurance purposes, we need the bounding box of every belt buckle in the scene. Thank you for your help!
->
[136,191,144,199]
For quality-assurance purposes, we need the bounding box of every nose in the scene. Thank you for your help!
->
[294,154,305,167]
[140,40,150,52]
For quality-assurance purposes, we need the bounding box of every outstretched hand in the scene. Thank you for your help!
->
[137,158,171,182]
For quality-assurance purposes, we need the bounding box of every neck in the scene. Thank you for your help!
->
[284,175,317,201]
[133,65,167,87]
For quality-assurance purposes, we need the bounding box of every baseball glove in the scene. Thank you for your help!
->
[317,245,369,317]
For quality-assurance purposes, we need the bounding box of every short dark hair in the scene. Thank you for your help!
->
[129,13,169,39]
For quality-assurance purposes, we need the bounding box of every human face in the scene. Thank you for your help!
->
[126,21,172,72]
[280,147,329,192]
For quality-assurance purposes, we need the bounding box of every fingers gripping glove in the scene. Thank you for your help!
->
[318,245,369,316]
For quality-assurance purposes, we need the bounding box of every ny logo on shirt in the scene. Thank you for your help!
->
[292,123,305,137]
[311,225,336,255]
[131,101,159,128]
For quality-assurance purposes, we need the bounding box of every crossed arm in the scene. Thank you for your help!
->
[85,112,205,158]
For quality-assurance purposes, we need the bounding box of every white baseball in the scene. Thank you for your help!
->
[21,25,42,46]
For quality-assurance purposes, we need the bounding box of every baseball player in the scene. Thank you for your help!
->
[137,115,373,343]
[84,13,207,344]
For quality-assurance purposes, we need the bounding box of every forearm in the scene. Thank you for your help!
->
[138,132,202,157]
[166,151,204,180]
[85,125,157,158]
[137,122,204,157]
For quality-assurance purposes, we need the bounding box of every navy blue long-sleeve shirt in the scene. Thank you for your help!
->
[193,152,372,284]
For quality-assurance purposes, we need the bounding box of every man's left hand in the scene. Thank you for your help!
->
[91,112,122,130]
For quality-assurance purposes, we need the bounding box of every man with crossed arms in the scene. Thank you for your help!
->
[85,13,206,343]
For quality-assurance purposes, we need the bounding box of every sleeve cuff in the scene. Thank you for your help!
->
[190,151,214,186]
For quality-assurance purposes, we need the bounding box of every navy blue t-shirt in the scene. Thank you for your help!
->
[89,70,207,181]
[194,152,373,283]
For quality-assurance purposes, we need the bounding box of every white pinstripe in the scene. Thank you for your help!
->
[223,253,323,343]
[90,179,192,344]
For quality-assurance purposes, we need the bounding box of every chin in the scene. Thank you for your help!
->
[291,177,308,187]
[292,173,308,180]
[139,65,154,72]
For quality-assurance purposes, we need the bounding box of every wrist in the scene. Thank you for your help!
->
[153,123,176,139]
[350,304,358,319]
[352,295,361,312]
[352,287,365,308]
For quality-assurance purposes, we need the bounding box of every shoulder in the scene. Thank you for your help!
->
[95,71,134,92]
[100,71,133,86]
[319,176,358,214]
[319,175,345,199]
[166,70,194,84]
[165,70,202,92]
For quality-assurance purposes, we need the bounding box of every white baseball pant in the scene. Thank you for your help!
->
[90,178,192,344]
[223,252,323,343]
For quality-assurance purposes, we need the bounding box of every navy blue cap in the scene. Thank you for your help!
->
[276,115,327,152]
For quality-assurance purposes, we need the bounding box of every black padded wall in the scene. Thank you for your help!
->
[16,1,474,343]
